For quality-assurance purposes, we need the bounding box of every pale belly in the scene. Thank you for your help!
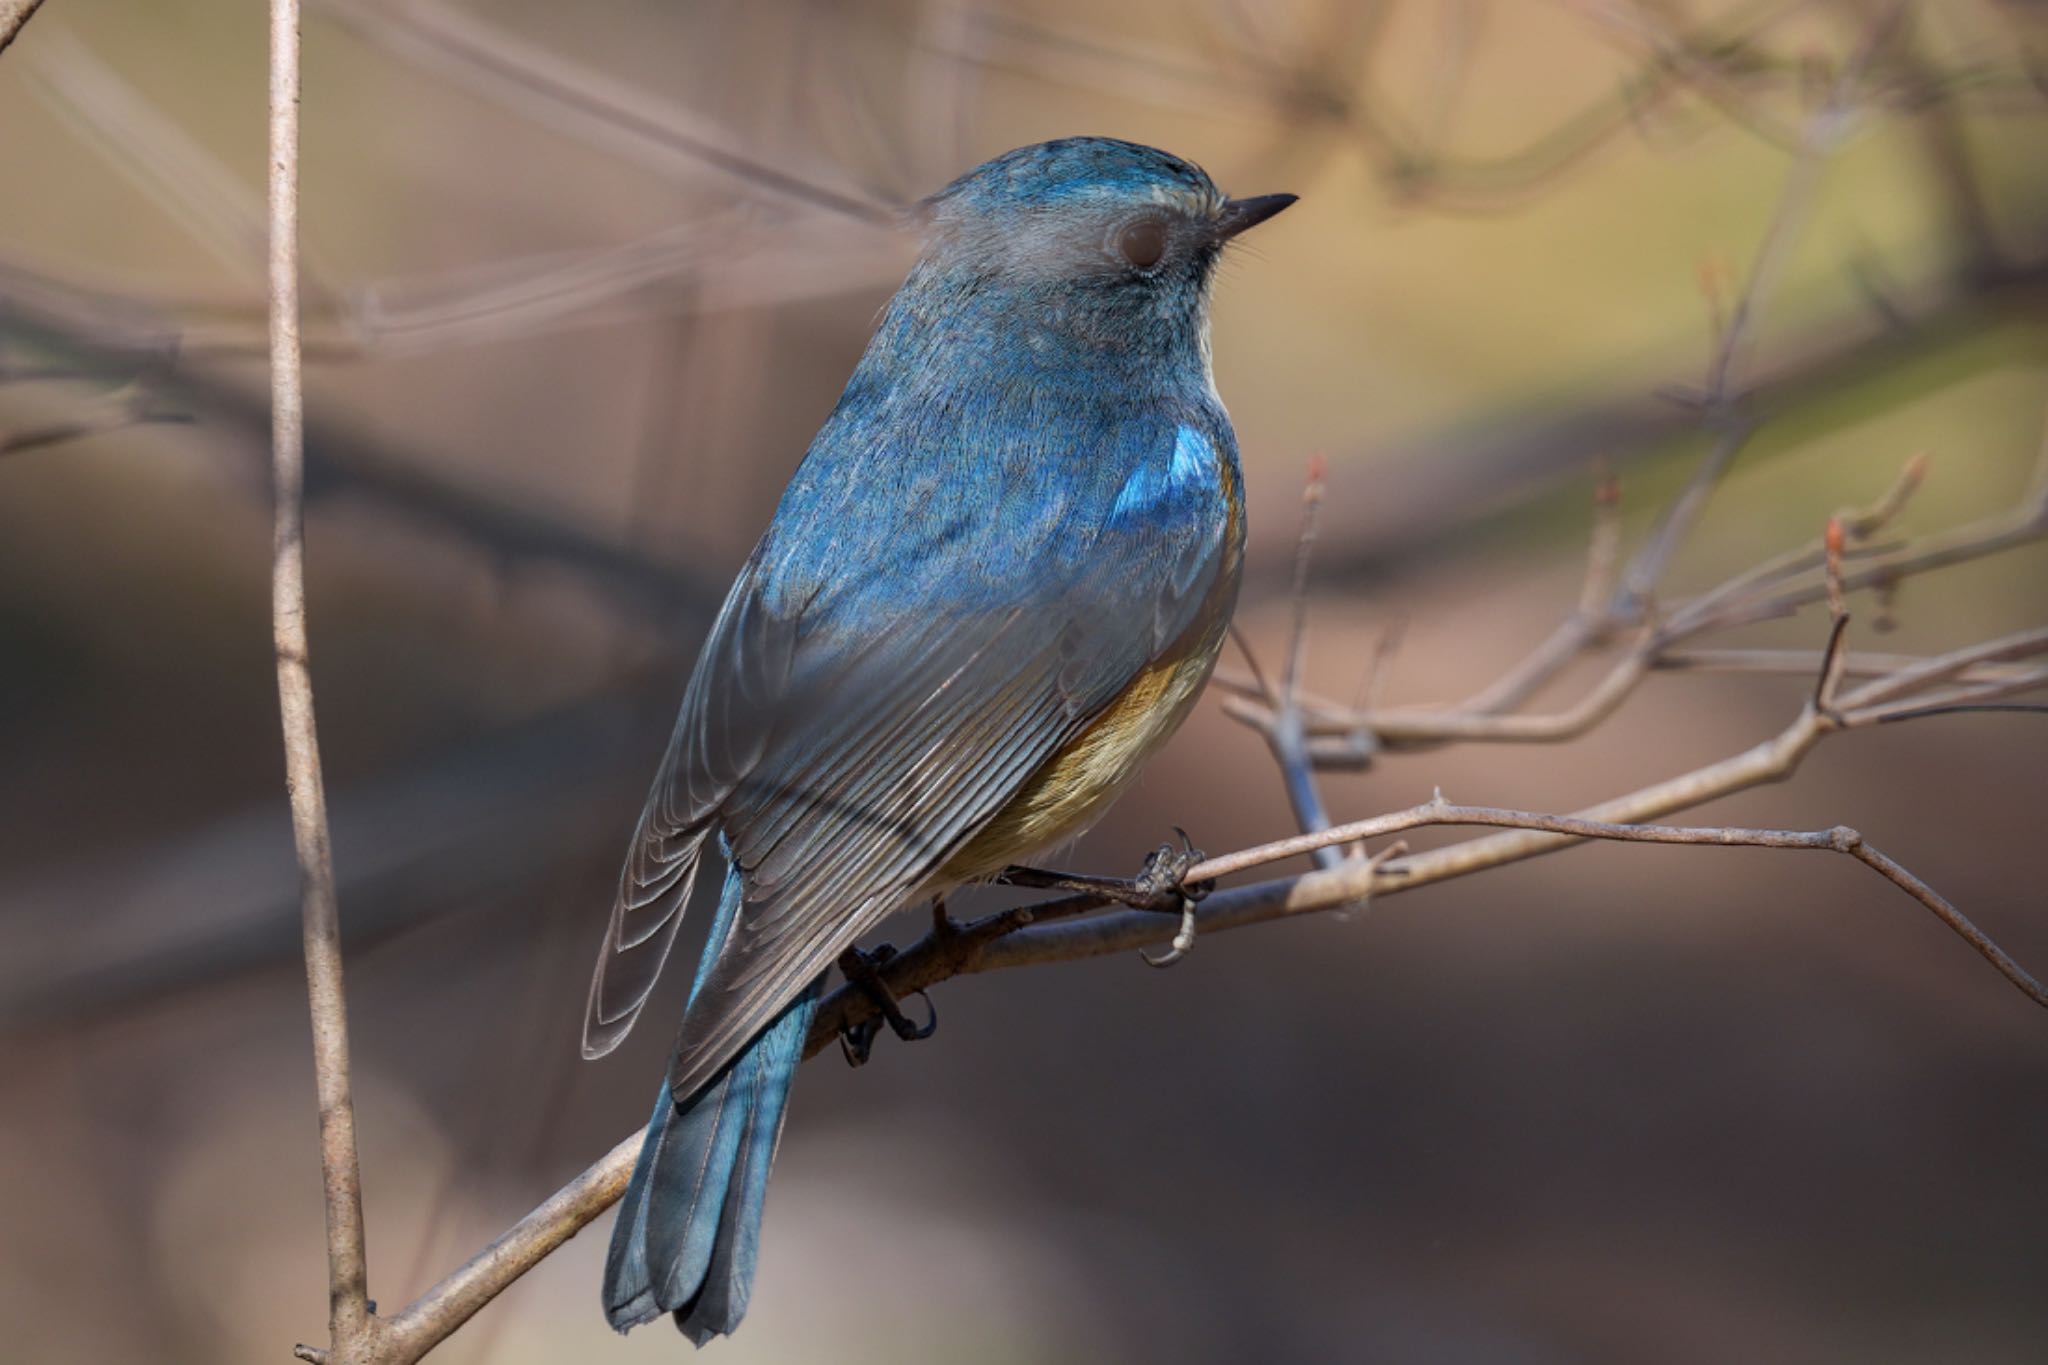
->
[930,615,1227,888]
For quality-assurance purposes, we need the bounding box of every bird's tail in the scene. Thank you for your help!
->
[603,866,821,1344]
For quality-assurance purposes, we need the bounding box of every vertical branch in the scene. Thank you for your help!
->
[270,2,375,1360]
[0,0,46,58]
[1271,456,1348,868]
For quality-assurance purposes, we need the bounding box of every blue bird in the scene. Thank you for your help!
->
[585,136,1294,1344]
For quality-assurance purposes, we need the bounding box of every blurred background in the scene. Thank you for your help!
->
[2,1,2046,1361]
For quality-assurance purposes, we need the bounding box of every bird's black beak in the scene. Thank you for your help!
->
[1213,193,1297,241]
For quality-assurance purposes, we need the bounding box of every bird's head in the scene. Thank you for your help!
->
[909,137,1294,359]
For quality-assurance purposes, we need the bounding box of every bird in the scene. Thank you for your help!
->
[584,136,1294,1344]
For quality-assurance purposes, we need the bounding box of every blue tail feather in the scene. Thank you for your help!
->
[603,868,821,1342]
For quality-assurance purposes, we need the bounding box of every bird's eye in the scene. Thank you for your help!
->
[1116,218,1169,269]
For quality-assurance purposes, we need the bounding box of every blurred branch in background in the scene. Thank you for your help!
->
[0,374,188,458]
[3,2,912,362]
[0,1,2044,1361]
[1,0,2040,487]
[0,699,644,1027]
[1223,433,2048,755]
[315,0,902,224]
[960,0,2040,220]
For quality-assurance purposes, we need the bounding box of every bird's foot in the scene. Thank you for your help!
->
[836,942,937,1068]
[1133,829,1215,912]
[999,828,1214,914]
[1001,832,1210,968]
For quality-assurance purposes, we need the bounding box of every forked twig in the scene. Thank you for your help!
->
[1236,457,1350,865]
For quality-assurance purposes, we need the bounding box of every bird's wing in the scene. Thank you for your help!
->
[582,580,799,1058]
[589,397,1238,1090]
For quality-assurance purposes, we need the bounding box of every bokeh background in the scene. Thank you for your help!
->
[2,2,2046,1362]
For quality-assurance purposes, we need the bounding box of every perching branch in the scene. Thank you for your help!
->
[811,618,2048,1045]
[344,497,2048,1359]
[352,617,2045,1358]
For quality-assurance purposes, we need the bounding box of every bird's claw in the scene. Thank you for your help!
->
[836,943,938,1068]
[996,831,1211,965]
[840,1019,879,1068]
[997,830,1210,911]
[1136,828,1206,966]
[1132,827,1213,909]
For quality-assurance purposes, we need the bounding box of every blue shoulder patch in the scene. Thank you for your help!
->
[1111,424,1222,523]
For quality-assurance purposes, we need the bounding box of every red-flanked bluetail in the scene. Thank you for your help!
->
[583,137,1294,1344]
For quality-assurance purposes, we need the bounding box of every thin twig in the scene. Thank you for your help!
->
[1243,457,1350,864]
[1222,446,2045,755]
[1876,701,2048,723]
[1652,647,2035,683]
[1664,450,1930,637]
[1814,516,1852,710]
[270,2,377,1362]
[1834,626,2048,709]
[1842,666,2048,725]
